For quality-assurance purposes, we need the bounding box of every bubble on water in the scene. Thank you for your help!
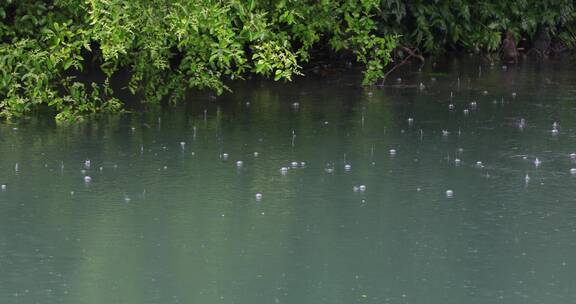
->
[407,118,414,125]
[300,162,306,167]
[470,101,477,108]
[344,164,352,171]
[570,153,576,159]
[124,196,131,203]
[1,184,6,191]
[446,190,454,198]
[482,90,488,95]
[359,185,366,192]
[442,130,449,137]
[291,161,299,168]
[291,102,300,109]
[280,167,289,175]
[180,141,186,148]
[389,149,397,156]
[455,158,462,165]
[255,193,263,201]
[84,176,92,183]
[221,153,229,161]
[463,109,470,115]
[236,161,243,167]
[253,152,259,157]
[84,160,91,169]
[476,161,484,168]
[448,104,455,110]
[512,92,517,97]
[570,168,576,175]
[353,186,359,192]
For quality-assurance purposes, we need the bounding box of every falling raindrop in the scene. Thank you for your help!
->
[534,158,541,167]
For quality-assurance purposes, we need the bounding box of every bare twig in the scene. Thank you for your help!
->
[380,46,424,85]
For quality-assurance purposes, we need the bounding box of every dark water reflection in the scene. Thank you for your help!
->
[1,57,576,303]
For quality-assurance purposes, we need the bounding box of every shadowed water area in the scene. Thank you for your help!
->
[2,57,576,303]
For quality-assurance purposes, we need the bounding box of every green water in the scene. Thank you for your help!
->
[2,58,576,303]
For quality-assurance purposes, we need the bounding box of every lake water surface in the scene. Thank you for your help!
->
[2,58,576,303]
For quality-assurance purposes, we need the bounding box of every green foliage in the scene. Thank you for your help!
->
[1,0,575,120]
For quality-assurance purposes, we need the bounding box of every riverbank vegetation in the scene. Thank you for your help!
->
[1,0,575,120]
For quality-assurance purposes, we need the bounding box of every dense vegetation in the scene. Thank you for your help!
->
[1,0,575,120]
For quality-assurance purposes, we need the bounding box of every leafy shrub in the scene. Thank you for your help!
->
[1,0,575,120]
